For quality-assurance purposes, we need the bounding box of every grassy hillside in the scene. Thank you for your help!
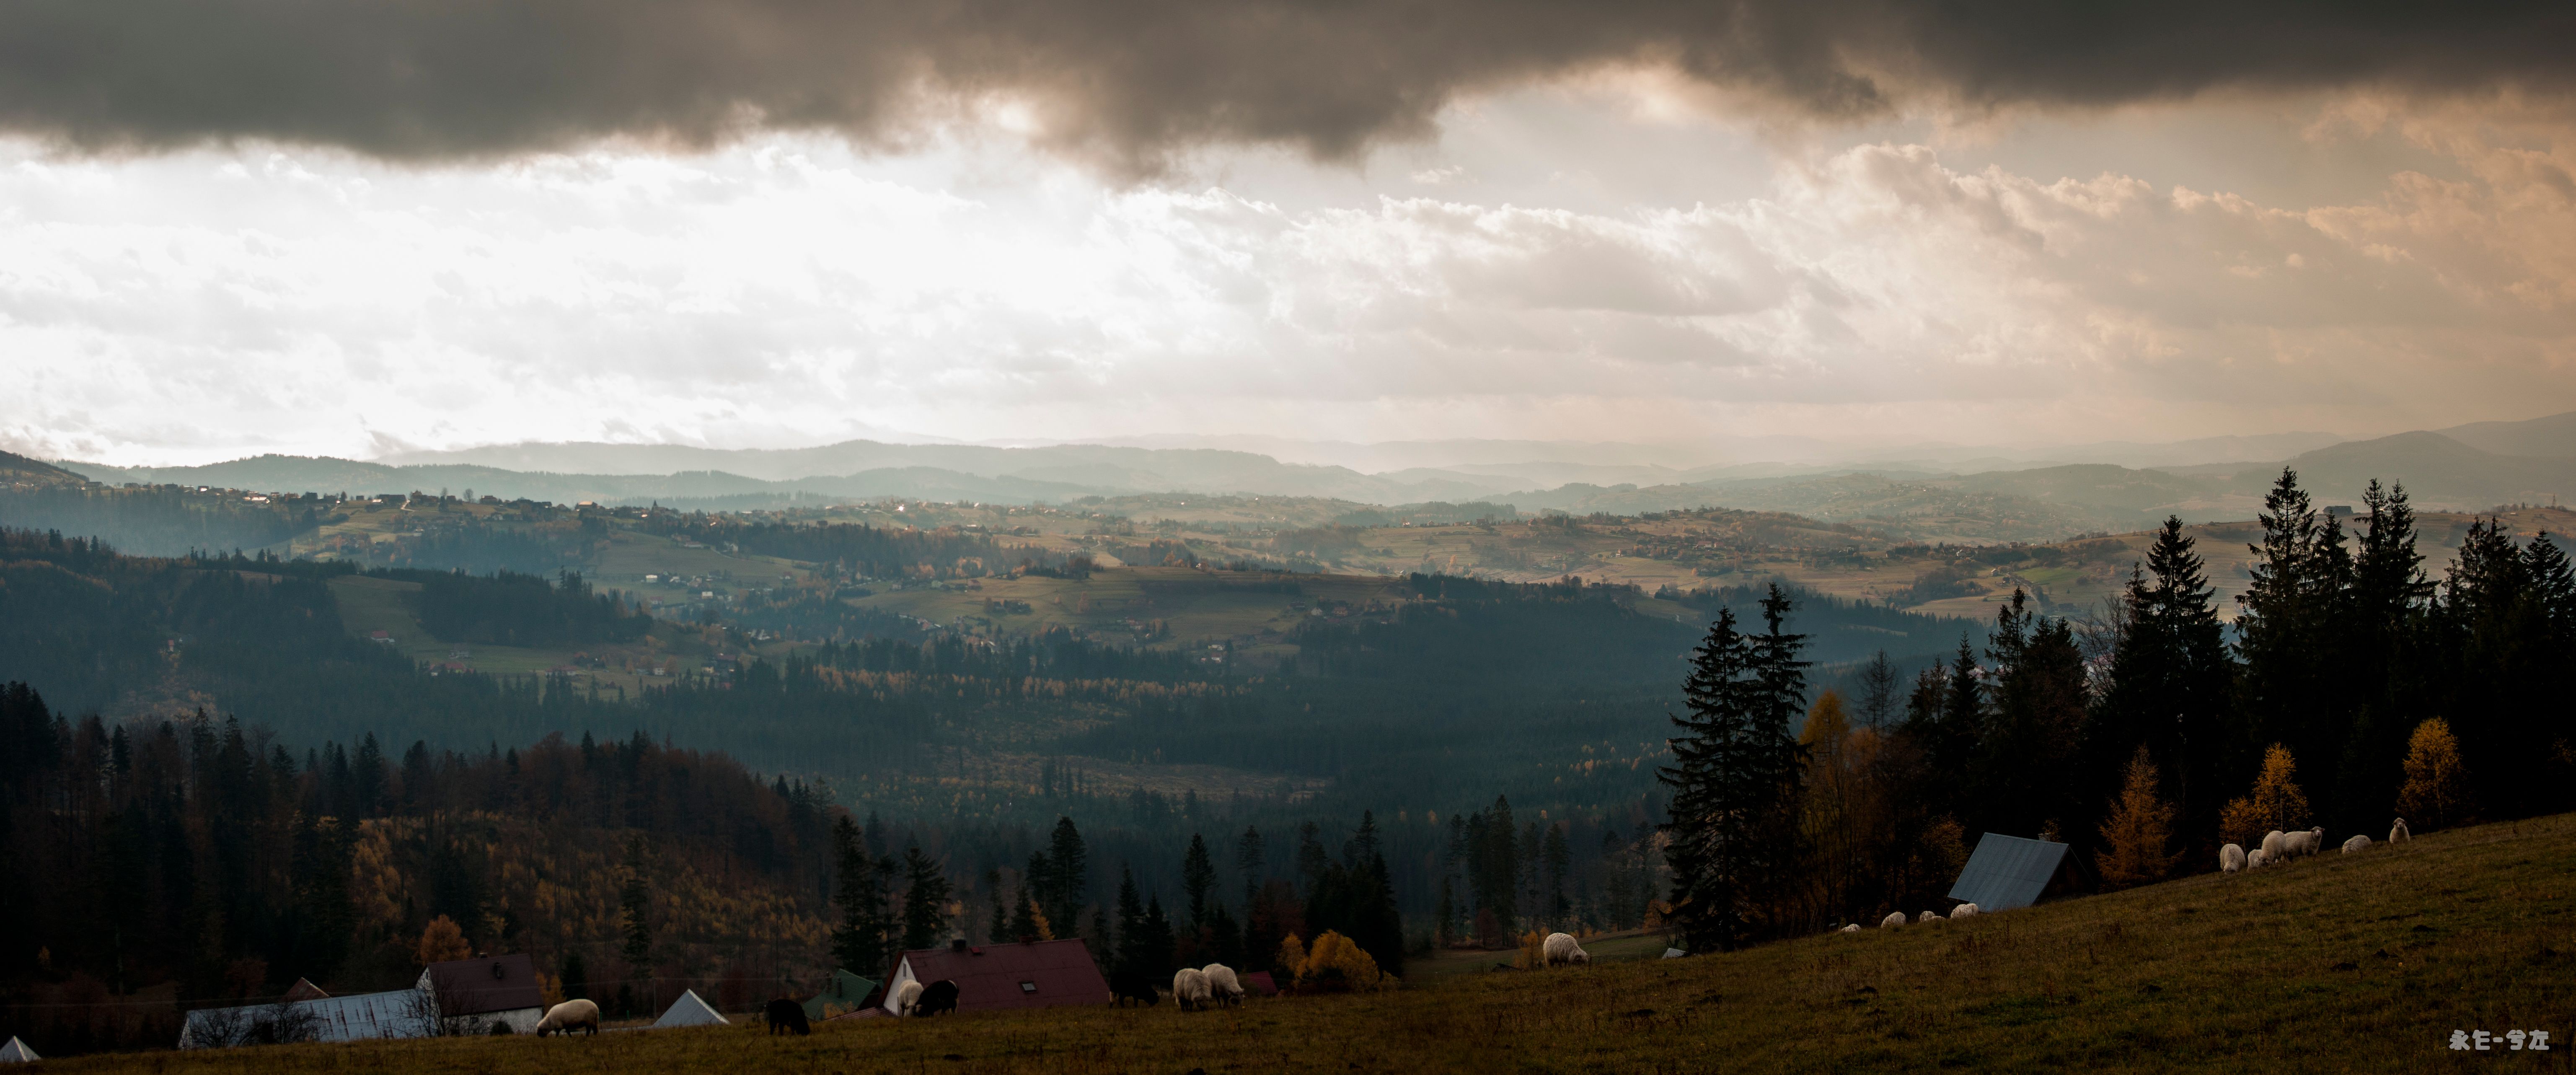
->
[62,813,2574,1073]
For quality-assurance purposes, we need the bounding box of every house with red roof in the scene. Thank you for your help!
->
[879,938,1110,1015]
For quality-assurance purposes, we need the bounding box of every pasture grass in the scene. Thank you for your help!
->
[50,813,2576,1073]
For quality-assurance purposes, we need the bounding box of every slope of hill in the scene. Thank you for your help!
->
[0,448,85,486]
[2436,409,2576,458]
[48,813,2569,1072]
[2267,431,2576,510]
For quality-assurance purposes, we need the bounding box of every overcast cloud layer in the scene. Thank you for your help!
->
[6,86,2573,467]
[2,0,2573,169]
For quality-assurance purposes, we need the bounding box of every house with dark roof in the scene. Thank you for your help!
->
[416,953,545,1034]
[879,939,1110,1015]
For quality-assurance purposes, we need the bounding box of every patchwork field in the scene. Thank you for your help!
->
[57,813,2574,1073]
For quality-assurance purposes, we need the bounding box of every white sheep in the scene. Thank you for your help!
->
[2220,843,2246,873]
[1840,924,1861,933]
[1880,912,1906,929]
[2306,826,2328,856]
[892,979,923,1015]
[1201,964,1245,1007]
[2390,818,2410,844]
[1541,933,1590,967]
[1917,910,1942,924]
[2260,830,2288,862]
[2342,834,2370,854]
[2247,848,2270,869]
[1949,903,1979,920]
[534,998,600,1037]
[1172,968,1212,1012]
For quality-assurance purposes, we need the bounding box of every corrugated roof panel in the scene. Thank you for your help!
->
[1948,832,2070,912]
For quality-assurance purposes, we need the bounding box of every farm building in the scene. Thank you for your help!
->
[879,938,1110,1015]
[180,986,429,1048]
[654,989,729,1027]
[417,953,546,1034]
[804,969,879,1021]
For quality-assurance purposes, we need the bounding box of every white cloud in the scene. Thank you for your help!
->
[2,93,2573,466]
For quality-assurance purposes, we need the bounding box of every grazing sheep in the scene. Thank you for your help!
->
[2391,818,2411,844]
[912,980,960,1017]
[1840,924,1861,933]
[1541,933,1591,967]
[1949,903,1979,920]
[2306,826,2328,856]
[2247,848,2270,869]
[2343,834,2371,854]
[1202,964,1245,1007]
[1110,969,1161,1007]
[1880,912,1906,929]
[1172,968,1212,1012]
[2221,843,2246,873]
[1918,910,1942,924]
[764,998,810,1036]
[2260,830,2288,862]
[892,980,923,1015]
[534,999,600,1038]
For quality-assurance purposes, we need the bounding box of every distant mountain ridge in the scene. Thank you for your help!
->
[44,410,2576,531]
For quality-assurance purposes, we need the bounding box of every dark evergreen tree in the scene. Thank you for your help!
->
[1138,896,1176,975]
[1043,816,1087,930]
[1976,591,2090,840]
[2089,516,2236,859]
[1181,833,1217,929]
[830,816,889,974]
[1113,864,1146,977]
[2335,480,2434,829]
[2236,468,2357,823]
[1658,585,1808,952]
[1234,825,1265,907]
[899,842,952,952]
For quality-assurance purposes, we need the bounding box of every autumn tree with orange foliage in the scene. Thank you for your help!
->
[2098,748,2180,890]
[2398,718,2472,831]
[2219,744,2311,848]
[416,915,471,966]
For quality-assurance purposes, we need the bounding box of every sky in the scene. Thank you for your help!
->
[3,1,2574,467]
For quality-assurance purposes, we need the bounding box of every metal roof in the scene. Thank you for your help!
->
[1948,832,2070,912]
[891,938,1111,1012]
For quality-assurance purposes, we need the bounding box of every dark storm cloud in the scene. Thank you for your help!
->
[1,0,2569,166]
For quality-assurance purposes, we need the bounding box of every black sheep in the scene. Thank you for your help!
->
[1110,970,1161,1007]
[764,998,811,1036]
[912,979,961,1016]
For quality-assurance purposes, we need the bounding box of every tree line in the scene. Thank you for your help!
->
[1658,471,2575,950]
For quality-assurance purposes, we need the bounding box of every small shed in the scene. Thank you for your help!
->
[0,1036,37,1062]
[1949,832,2072,912]
[418,954,545,1034]
[654,989,729,1028]
[804,969,879,1021]
[880,939,1110,1015]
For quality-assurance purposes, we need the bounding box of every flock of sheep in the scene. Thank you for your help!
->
[2224,818,2409,873]
[1836,902,1981,933]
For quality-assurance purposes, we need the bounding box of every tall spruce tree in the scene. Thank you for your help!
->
[2236,468,2358,824]
[1113,865,1146,978]
[899,842,952,951]
[830,816,889,973]
[1044,816,1088,930]
[1977,590,2091,841]
[1181,833,1218,929]
[1658,585,1809,952]
[2090,516,2236,859]
[2336,479,2434,828]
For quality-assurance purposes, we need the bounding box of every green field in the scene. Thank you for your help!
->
[57,813,2575,1073]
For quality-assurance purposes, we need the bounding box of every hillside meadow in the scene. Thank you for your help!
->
[44,813,2574,1073]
